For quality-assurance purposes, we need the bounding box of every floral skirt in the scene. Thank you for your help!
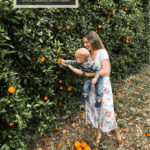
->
[85,75,117,132]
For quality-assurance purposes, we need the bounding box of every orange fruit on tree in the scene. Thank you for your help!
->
[112,9,115,13]
[67,87,71,91]
[132,25,134,27]
[60,87,63,90]
[136,2,139,5]
[77,148,82,150]
[104,11,107,15]
[66,26,70,30]
[43,134,47,137]
[98,25,101,29]
[73,125,76,128]
[126,40,129,43]
[119,35,121,37]
[57,58,61,63]
[107,19,110,22]
[8,86,15,93]
[146,26,148,29]
[44,96,48,101]
[84,145,91,150]
[125,8,127,11]
[94,7,96,9]
[57,72,60,74]
[56,26,60,30]
[59,102,62,105]
[126,37,128,40]
[74,141,80,148]
[141,31,143,33]
[96,30,98,33]
[59,80,62,83]
[56,50,59,54]
[40,57,44,61]
[80,141,87,148]
[127,23,129,25]
[9,122,14,126]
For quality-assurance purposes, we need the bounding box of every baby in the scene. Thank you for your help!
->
[60,48,103,108]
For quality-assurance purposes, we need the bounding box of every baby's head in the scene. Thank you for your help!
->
[75,48,90,64]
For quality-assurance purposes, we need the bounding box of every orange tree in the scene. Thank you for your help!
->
[0,0,149,149]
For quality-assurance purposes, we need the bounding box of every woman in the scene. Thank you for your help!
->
[58,30,124,148]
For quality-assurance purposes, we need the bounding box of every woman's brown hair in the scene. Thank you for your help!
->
[83,30,111,75]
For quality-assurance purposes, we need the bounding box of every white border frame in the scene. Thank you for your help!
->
[14,0,78,8]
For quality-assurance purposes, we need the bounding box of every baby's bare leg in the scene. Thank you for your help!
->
[97,98,102,102]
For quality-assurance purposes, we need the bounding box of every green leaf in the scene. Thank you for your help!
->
[24,54,31,60]
[1,34,11,40]
[0,144,7,150]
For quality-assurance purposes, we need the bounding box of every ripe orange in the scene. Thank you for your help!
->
[9,122,14,126]
[112,9,115,13]
[58,72,60,74]
[125,8,127,11]
[44,96,48,101]
[58,143,62,147]
[43,134,47,137]
[59,102,62,105]
[104,11,107,15]
[126,37,128,40]
[119,35,121,37]
[96,30,98,33]
[73,125,76,128]
[80,141,87,148]
[116,81,119,83]
[56,50,59,54]
[60,87,63,90]
[141,31,143,33]
[107,19,110,22]
[74,141,80,148]
[8,86,15,93]
[67,87,71,91]
[147,133,150,136]
[127,23,129,25]
[57,128,60,131]
[77,148,82,150]
[146,26,148,29]
[136,2,139,5]
[132,25,134,27]
[56,26,60,30]
[84,145,91,150]
[94,7,96,9]
[98,25,101,29]
[126,40,129,43]
[59,80,62,83]
[57,58,61,63]
[66,26,70,30]
[40,57,44,61]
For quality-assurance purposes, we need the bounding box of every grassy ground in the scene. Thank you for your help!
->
[27,64,149,150]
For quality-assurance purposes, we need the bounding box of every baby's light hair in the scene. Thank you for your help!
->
[75,48,90,62]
